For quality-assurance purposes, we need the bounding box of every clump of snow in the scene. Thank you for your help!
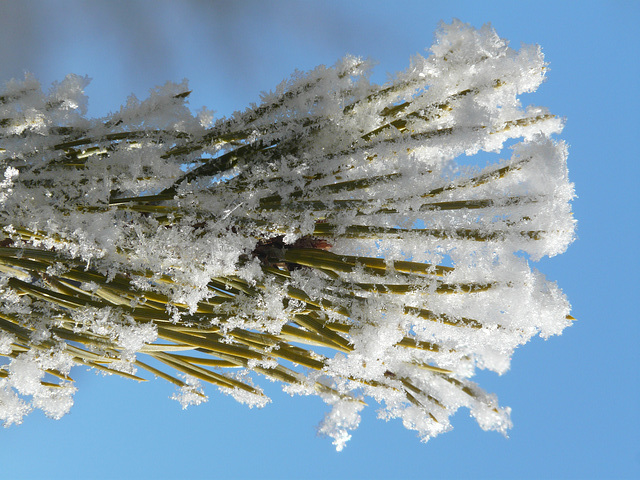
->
[0,380,31,426]
[218,385,270,409]
[171,375,208,409]
[318,397,365,452]
[0,348,76,426]
[0,331,15,355]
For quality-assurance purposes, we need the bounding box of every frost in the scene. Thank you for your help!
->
[0,20,575,449]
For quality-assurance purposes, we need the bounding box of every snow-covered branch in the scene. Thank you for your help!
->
[0,20,575,450]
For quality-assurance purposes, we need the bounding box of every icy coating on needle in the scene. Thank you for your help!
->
[0,20,575,450]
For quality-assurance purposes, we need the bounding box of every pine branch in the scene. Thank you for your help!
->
[0,20,575,450]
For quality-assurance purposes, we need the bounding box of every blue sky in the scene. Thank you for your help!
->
[0,1,638,479]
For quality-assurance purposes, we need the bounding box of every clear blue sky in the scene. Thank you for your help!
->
[0,1,638,479]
